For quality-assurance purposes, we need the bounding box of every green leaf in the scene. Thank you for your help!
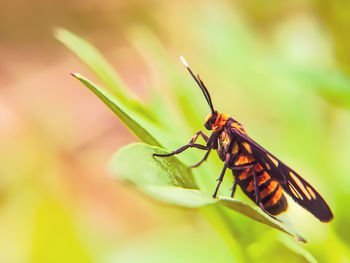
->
[110,143,197,189]
[143,186,217,208]
[72,73,161,147]
[219,197,307,243]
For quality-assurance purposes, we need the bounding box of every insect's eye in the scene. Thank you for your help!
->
[204,111,218,130]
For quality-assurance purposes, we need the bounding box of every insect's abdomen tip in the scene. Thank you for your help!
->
[320,213,334,223]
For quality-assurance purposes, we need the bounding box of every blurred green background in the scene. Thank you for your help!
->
[1,0,350,262]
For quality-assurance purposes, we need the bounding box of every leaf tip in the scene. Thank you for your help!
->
[53,27,67,40]
[296,236,307,243]
[70,72,83,80]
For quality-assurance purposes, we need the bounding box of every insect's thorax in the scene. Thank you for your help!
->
[216,118,248,161]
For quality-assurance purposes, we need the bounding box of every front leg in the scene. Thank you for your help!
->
[190,130,209,143]
[153,131,209,158]
[153,143,208,157]
[190,148,211,168]
[189,131,215,168]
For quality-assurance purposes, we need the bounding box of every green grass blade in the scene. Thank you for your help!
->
[56,27,160,124]
[72,73,161,147]
[55,27,129,100]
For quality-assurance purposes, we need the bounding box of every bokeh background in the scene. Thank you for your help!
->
[1,0,350,262]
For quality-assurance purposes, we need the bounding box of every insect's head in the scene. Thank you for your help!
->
[204,111,218,130]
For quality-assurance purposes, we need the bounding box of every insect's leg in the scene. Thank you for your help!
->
[229,161,257,197]
[253,168,262,205]
[189,131,215,167]
[230,176,238,198]
[230,163,256,198]
[190,148,211,168]
[153,143,208,157]
[230,161,256,170]
[153,131,209,158]
[252,168,280,222]
[190,131,209,144]
[213,153,231,198]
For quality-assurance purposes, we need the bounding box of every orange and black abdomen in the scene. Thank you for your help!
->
[233,155,288,215]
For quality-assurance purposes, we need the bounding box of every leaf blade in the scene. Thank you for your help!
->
[219,197,307,243]
[72,73,161,147]
[142,186,217,208]
[110,143,197,189]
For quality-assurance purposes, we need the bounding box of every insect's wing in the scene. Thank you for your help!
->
[236,131,333,222]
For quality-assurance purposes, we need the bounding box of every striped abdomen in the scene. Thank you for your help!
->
[233,155,288,215]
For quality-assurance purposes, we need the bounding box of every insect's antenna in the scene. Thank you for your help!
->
[180,56,215,113]
[197,74,214,112]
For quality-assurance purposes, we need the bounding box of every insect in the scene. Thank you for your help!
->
[153,56,333,222]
